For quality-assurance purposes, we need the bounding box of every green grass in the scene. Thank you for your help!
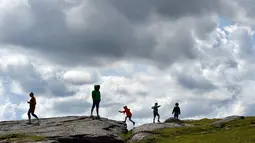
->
[121,130,134,142]
[0,133,46,142]
[184,118,221,126]
[126,117,255,143]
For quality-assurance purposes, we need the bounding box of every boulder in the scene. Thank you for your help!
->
[0,116,128,143]
[211,115,245,128]
[128,122,189,142]
[133,123,184,134]
[129,132,153,142]
[164,117,184,124]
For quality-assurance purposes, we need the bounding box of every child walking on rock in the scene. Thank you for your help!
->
[152,102,161,123]
[27,92,40,124]
[119,106,135,126]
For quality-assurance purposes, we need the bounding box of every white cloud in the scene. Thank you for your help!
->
[10,81,25,95]
[0,0,255,128]
[62,69,98,85]
[0,102,17,121]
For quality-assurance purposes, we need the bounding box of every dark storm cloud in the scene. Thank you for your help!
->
[0,0,235,67]
[109,0,226,21]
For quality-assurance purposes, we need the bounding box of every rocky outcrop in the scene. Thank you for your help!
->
[0,116,128,143]
[164,117,184,124]
[211,115,245,128]
[128,122,193,142]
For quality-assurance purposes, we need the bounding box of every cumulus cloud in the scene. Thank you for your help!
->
[0,0,255,128]
[0,48,78,98]
[0,0,243,68]
[62,69,99,85]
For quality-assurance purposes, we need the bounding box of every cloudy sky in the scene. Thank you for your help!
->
[1,0,255,129]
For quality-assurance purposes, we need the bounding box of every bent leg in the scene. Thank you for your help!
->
[31,113,39,120]
[124,116,127,123]
[158,114,160,122]
[129,116,135,125]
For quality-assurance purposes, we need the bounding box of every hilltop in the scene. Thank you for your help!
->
[0,115,254,143]
[0,116,127,143]
[123,115,255,143]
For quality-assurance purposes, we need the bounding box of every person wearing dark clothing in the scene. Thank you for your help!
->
[27,92,39,124]
[151,103,161,123]
[172,103,181,119]
[90,85,101,118]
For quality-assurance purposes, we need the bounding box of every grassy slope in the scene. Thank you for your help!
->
[0,133,46,142]
[128,117,255,143]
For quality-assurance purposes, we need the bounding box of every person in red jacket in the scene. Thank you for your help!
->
[119,106,135,126]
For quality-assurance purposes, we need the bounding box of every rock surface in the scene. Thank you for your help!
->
[211,115,245,127]
[128,122,192,142]
[164,117,184,124]
[0,116,128,143]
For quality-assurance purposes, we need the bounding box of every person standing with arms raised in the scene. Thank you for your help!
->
[152,102,161,123]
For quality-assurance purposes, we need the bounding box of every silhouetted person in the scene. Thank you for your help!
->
[151,102,161,123]
[172,103,181,119]
[90,85,101,118]
[119,106,135,126]
[27,92,39,124]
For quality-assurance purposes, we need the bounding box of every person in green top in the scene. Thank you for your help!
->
[90,85,101,118]
[151,102,161,123]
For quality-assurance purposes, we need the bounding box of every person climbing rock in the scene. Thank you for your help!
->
[151,102,161,123]
[172,103,181,119]
[119,106,135,126]
[27,92,40,124]
[90,85,101,118]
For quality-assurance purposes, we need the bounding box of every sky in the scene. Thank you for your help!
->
[0,0,255,129]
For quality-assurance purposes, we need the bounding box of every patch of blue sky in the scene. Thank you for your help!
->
[219,16,233,29]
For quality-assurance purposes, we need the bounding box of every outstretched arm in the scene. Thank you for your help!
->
[158,105,161,108]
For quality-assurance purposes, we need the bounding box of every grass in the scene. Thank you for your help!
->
[121,130,134,142]
[184,118,221,126]
[0,133,46,142]
[124,117,255,143]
